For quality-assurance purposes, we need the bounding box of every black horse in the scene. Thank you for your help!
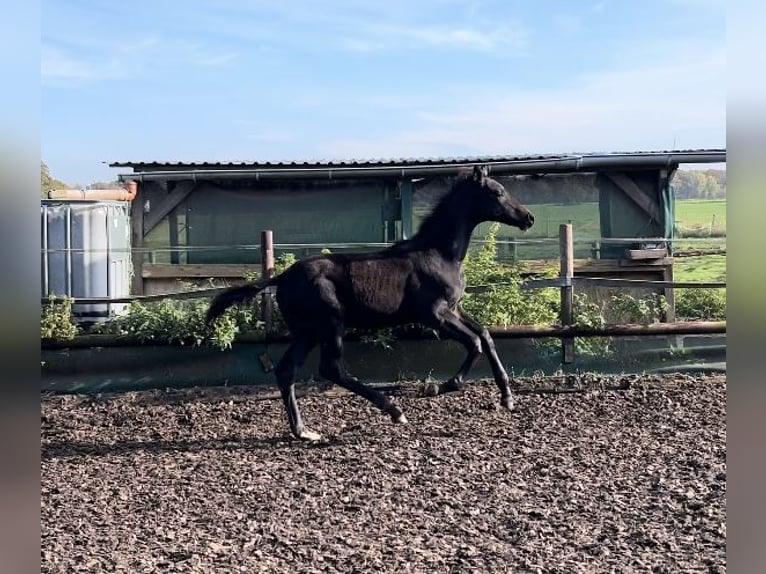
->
[207,165,534,440]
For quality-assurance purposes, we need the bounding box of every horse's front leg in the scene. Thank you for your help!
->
[423,302,484,396]
[456,307,513,410]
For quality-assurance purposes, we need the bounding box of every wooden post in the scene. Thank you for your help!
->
[559,224,575,364]
[261,230,275,331]
[129,182,144,295]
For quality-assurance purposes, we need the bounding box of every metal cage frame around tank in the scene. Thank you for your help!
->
[41,199,133,323]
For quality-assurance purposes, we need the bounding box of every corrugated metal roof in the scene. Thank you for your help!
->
[108,149,724,170]
[108,149,725,183]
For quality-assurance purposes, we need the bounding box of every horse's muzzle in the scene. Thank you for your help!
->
[521,212,535,230]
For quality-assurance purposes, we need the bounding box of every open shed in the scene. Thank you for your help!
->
[110,149,725,319]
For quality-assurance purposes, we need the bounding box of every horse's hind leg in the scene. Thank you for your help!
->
[457,308,513,409]
[274,338,321,441]
[425,303,483,395]
[318,330,407,425]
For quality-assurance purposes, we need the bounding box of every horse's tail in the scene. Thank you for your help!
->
[205,277,276,324]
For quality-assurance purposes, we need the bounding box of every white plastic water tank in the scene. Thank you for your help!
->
[41,200,132,324]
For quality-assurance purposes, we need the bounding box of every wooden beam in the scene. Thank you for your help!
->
[626,248,668,260]
[663,265,676,323]
[142,263,260,278]
[42,321,727,349]
[521,257,672,275]
[605,172,662,223]
[559,224,575,363]
[143,182,196,236]
[130,189,144,295]
[261,230,275,330]
[142,257,675,281]
[619,257,673,267]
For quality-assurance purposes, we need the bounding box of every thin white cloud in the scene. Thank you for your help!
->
[318,45,725,158]
[339,38,387,53]
[42,37,240,86]
[170,41,240,67]
[341,21,527,53]
[41,45,125,84]
[390,23,525,51]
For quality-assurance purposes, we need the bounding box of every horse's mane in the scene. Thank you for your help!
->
[414,170,476,235]
[383,171,476,255]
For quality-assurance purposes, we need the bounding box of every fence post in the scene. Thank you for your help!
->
[559,224,575,364]
[261,230,275,331]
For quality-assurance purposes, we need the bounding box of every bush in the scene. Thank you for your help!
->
[92,297,261,350]
[675,288,726,320]
[461,223,560,327]
[41,296,78,341]
[606,292,668,324]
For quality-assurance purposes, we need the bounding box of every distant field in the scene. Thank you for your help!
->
[468,199,726,241]
[674,199,726,235]
[673,199,726,282]
[673,255,726,283]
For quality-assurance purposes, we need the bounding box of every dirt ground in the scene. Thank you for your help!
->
[41,373,726,573]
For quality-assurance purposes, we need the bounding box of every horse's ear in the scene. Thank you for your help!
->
[472,165,487,181]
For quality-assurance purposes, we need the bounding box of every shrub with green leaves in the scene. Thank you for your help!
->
[675,288,726,320]
[606,292,668,324]
[41,296,78,341]
[92,297,260,350]
[244,252,299,284]
[460,223,645,358]
[571,292,610,356]
[461,223,560,327]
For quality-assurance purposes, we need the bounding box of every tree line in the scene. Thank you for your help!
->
[671,169,726,200]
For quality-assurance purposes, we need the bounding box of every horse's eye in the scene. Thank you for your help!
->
[492,187,504,197]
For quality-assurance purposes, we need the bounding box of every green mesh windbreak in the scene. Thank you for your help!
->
[184,182,387,264]
[413,173,603,261]
[596,172,666,259]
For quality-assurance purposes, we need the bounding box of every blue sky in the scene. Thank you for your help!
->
[42,0,725,186]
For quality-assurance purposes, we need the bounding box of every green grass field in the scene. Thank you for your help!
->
[673,255,726,282]
[674,199,726,234]
[673,200,726,282]
[473,199,727,281]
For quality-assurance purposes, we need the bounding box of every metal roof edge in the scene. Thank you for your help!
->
[109,149,726,182]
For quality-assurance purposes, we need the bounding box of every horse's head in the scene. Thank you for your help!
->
[460,165,535,231]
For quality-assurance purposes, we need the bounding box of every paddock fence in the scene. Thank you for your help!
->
[42,223,726,366]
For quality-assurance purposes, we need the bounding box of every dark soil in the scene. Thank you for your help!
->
[41,373,726,573]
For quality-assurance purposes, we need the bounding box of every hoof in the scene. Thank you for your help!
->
[422,382,440,397]
[391,407,408,424]
[500,396,514,411]
[295,428,324,442]
[439,379,464,394]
